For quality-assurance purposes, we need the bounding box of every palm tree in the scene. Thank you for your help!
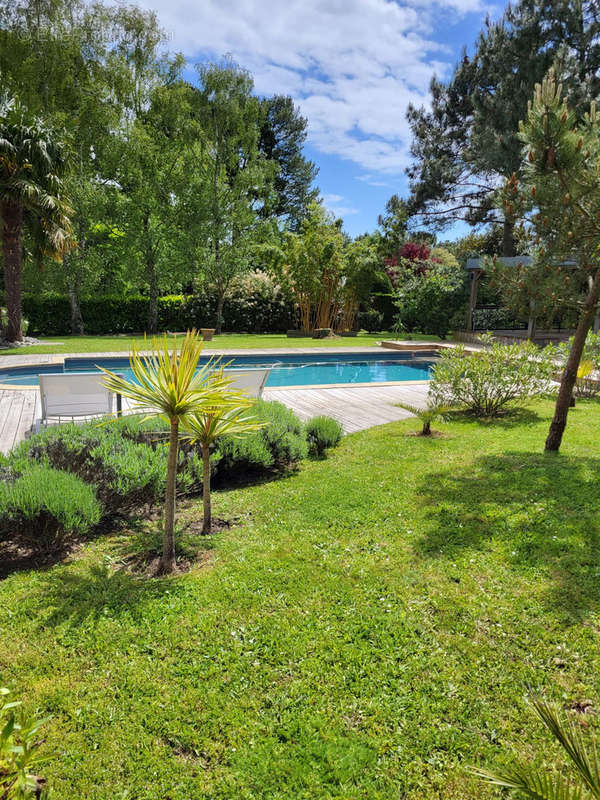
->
[473,695,600,799]
[397,399,452,436]
[0,95,72,342]
[182,382,265,534]
[100,331,231,574]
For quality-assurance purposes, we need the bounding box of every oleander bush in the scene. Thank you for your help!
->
[556,332,600,398]
[305,416,343,455]
[429,335,556,416]
[0,464,101,545]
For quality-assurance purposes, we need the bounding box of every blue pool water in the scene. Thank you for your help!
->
[0,352,436,388]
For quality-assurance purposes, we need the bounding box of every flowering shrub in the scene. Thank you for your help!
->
[429,335,556,416]
[389,248,467,337]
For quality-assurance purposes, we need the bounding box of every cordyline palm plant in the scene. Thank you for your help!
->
[100,331,232,574]
[182,377,265,534]
[473,695,600,800]
[0,94,73,342]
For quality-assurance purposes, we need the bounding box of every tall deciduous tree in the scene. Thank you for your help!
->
[405,0,600,255]
[507,71,600,451]
[0,96,72,341]
[115,78,192,332]
[0,0,170,330]
[187,59,277,334]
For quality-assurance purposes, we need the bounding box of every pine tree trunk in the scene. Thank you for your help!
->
[545,268,600,452]
[502,216,516,258]
[159,419,179,573]
[1,200,24,342]
[202,442,211,534]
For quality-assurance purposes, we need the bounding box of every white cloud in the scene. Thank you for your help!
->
[132,0,485,175]
[321,193,360,217]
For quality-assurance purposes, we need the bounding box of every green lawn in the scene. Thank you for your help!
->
[0,332,439,355]
[1,400,599,798]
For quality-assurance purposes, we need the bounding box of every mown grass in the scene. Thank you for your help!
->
[0,331,440,355]
[1,399,599,799]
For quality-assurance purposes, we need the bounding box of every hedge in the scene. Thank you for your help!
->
[23,292,298,336]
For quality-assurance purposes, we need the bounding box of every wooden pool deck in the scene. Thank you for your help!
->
[0,383,429,453]
[0,346,432,452]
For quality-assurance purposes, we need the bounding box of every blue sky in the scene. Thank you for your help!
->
[140,0,501,238]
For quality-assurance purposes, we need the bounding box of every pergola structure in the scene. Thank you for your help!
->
[465,256,600,339]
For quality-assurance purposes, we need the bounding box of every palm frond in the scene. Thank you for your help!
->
[182,400,266,445]
[472,763,584,800]
[473,695,600,800]
[99,331,231,422]
[531,698,600,798]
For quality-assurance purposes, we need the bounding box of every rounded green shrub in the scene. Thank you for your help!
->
[0,464,101,545]
[215,400,308,476]
[305,416,343,456]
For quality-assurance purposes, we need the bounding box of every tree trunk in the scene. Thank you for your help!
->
[202,442,211,534]
[159,419,179,573]
[67,226,85,335]
[502,216,516,258]
[147,281,159,334]
[67,276,84,335]
[147,260,159,334]
[1,200,24,342]
[422,419,431,436]
[545,268,600,452]
[215,291,224,335]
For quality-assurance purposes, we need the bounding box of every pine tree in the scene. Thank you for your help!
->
[259,96,319,230]
[405,0,600,254]
[504,71,600,452]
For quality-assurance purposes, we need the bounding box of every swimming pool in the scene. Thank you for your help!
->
[0,351,437,389]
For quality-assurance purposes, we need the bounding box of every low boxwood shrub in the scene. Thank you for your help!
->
[429,334,556,416]
[305,416,343,456]
[0,464,101,545]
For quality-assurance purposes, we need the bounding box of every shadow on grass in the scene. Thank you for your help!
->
[416,450,600,621]
[35,561,171,629]
[444,406,543,429]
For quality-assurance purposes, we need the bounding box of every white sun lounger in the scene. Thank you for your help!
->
[224,368,271,399]
[36,372,122,433]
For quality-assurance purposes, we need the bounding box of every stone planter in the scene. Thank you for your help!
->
[286,329,312,338]
[201,328,215,341]
[312,328,332,339]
